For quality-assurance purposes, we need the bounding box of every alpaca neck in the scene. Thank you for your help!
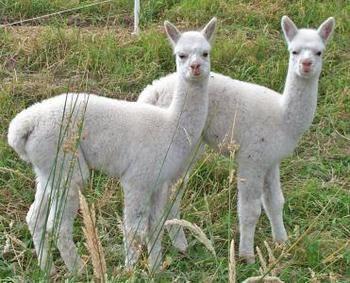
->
[281,64,319,139]
[169,73,209,148]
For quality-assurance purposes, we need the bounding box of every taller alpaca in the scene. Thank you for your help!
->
[138,16,335,262]
[8,18,217,273]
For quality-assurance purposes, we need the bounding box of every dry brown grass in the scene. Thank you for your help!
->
[165,218,216,258]
[79,191,107,281]
[229,239,236,283]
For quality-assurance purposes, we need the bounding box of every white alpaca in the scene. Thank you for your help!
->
[8,18,217,273]
[137,16,335,262]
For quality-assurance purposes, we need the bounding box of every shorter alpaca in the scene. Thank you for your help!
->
[8,18,217,273]
[138,16,335,262]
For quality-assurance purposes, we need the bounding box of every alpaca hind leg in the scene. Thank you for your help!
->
[54,185,84,273]
[262,164,288,243]
[26,176,56,275]
[51,152,89,273]
[237,164,265,263]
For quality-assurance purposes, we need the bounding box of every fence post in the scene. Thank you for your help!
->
[133,0,140,35]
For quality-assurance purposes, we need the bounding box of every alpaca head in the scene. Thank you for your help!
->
[164,18,217,81]
[281,16,335,79]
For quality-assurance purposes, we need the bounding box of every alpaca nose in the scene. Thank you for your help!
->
[302,59,312,67]
[191,63,201,71]
[190,63,201,76]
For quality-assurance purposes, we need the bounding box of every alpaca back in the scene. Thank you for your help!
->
[9,26,216,187]
[138,72,283,150]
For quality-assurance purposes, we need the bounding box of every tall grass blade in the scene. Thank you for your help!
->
[229,239,236,283]
[79,191,107,282]
[165,218,216,258]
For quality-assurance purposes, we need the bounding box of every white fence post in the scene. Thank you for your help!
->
[133,0,140,35]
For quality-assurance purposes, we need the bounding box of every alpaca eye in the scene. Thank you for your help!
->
[292,51,299,55]
[178,54,188,59]
[316,51,322,56]
[203,52,209,57]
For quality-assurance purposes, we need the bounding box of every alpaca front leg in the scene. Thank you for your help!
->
[122,183,151,269]
[237,165,265,263]
[166,148,203,252]
[262,164,288,243]
[123,210,148,269]
[123,228,143,269]
[147,220,164,273]
[147,184,170,272]
[166,178,188,253]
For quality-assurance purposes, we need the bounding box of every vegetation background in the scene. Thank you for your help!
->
[0,0,349,281]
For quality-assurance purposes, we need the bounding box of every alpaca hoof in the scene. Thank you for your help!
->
[170,230,188,253]
[73,260,85,275]
[49,265,57,276]
[245,256,256,264]
[148,261,162,274]
[174,240,188,253]
[124,260,136,271]
[275,238,288,244]
[239,254,255,264]
[273,231,288,244]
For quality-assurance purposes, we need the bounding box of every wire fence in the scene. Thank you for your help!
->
[0,0,140,34]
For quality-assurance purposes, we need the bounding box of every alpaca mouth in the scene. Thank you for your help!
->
[300,67,313,76]
[192,69,201,76]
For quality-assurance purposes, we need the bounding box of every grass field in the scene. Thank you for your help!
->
[0,0,349,281]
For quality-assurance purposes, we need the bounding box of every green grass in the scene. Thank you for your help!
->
[0,0,349,281]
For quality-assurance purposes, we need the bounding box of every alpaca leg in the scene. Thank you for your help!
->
[166,177,188,253]
[121,182,151,269]
[147,183,170,272]
[237,164,265,263]
[262,164,288,243]
[55,185,84,273]
[47,152,89,273]
[26,177,56,274]
[166,145,204,252]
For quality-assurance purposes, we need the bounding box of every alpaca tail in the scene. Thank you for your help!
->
[8,108,38,162]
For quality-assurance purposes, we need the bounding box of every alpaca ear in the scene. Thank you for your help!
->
[164,21,181,47]
[281,16,298,43]
[201,17,217,43]
[317,17,335,44]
